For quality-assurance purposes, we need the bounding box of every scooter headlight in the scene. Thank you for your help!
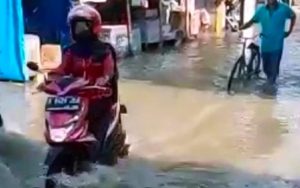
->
[49,123,75,142]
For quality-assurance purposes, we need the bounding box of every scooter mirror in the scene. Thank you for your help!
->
[27,62,40,72]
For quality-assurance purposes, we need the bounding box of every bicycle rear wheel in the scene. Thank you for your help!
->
[246,43,262,78]
[253,51,261,76]
[227,57,247,94]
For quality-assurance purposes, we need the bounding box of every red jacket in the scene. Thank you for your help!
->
[50,41,117,85]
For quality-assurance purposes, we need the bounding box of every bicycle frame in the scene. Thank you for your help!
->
[239,35,260,72]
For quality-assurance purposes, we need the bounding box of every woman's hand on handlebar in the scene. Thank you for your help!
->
[33,82,47,94]
[34,73,60,93]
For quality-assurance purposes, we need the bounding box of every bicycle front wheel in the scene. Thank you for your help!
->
[227,57,247,94]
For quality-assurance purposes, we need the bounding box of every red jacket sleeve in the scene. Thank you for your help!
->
[49,50,72,76]
[102,53,114,79]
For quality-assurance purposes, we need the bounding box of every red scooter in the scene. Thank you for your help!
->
[27,62,129,188]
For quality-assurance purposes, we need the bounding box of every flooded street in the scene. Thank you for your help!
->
[1,12,300,187]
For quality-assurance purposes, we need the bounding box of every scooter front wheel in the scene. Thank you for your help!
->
[45,150,68,188]
[44,146,91,188]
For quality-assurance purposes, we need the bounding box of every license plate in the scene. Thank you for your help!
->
[46,96,81,111]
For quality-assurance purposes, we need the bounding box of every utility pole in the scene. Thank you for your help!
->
[185,0,190,39]
[126,0,134,56]
[158,0,164,52]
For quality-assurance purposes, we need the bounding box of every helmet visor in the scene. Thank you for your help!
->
[73,20,92,35]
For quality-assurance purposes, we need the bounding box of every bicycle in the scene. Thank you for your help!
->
[227,34,262,94]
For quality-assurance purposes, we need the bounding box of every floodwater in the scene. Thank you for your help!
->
[1,13,300,188]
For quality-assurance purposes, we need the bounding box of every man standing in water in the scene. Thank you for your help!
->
[239,0,296,87]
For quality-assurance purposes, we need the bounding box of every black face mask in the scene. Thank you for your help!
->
[71,20,95,43]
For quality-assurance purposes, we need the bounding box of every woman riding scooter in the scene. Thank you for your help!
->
[43,4,121,160]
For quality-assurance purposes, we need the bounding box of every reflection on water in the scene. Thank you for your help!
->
[1,18,300,187]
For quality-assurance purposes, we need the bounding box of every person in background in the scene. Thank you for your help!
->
[200,8,211,32]
[239,0,296,88]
